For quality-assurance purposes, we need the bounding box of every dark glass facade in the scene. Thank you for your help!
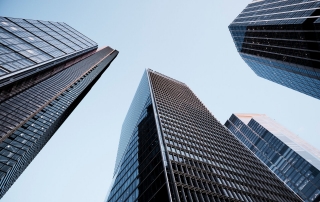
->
[0,16,118,198]
[0,16,96,76]
[0,16,98,102]
[225,114,320,202]
[229,1,320,99]
[106,72,170,202]
[106,69,301,202]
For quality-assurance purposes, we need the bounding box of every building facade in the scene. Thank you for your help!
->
[0,16,118,197]
[225,114,320,201]
[229,1,320,99]
[106,69,301,202]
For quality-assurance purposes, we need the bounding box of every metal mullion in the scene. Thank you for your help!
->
[0,118,15,131]
[240,0,319,16]
[236,7,319,21]
[242,41,320,54]
[147,69,179,202]
[46,21,86,49]
[196,191,206,202]
[54,25,89,47]
[35,20,76,52]
[0,113,22,126]
[4,18,54,61]
[3,58,31,70]
[177,185,188,202]
[190,190,199,202]
[0,48,114,144]
[184,188,194,202]
[0,42,34,71]
[241,46,320,62]
[57,22,93,46]
[58,22,97,46]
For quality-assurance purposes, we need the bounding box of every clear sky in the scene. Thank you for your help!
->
[1,0,320,201]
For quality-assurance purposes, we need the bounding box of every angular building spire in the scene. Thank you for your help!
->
[106,69,301,202]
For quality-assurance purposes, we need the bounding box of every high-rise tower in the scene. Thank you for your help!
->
[229,1,320,99]
[0,16,118,197]
[106,69,301,202]
[225,114,320,202]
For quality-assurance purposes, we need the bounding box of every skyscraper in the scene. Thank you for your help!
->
[106,69,301,202]
[229,1,320,99]
[225,114,320,202]
[0,16,118,197]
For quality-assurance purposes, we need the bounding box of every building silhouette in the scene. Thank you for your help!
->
[106,69,301,202]
[229,1,320,99]
[225,113,320,202]
[0,16,118,197]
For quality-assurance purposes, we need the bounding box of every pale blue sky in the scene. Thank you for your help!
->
[1,0,320,201]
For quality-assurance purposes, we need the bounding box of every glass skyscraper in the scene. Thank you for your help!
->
[0,16,118,198]
[106,69,301,202]
[225,114,320,201]
[229,1,320,99]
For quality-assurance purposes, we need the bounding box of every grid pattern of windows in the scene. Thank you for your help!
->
[0,49,96,103]
[107,97,169,202]
[0,47,118,198]
[229,0,320,100]
[225,114,320,202]
[232,0,320,25]
[106,72,170,202]
[148,70,302,202]
[0,16,97,76]
[242,53,320,99]
[0,47,114,141]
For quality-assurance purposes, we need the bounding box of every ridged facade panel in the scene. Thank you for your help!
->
[0,47,114,140]
[148,70,301,202]
[0,49,96,103]
[0,47,118,198]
